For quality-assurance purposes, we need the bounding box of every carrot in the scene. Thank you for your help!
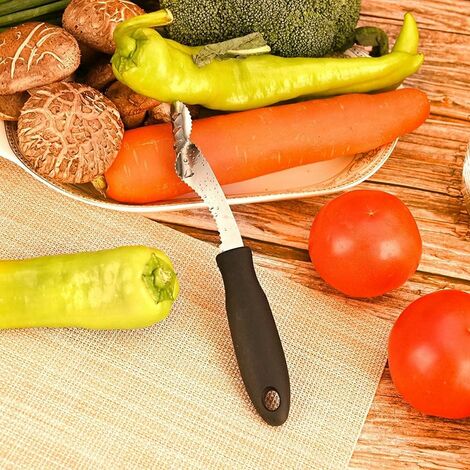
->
[105,88,430,203]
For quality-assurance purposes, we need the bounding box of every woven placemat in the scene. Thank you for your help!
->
[0,160,390,469]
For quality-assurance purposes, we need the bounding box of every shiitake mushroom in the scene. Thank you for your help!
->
[0,92,28,121]
[105,81,160,128]
[17,81,124,184]
[0,22,80,95]
[63,0,144,54]
[82,56,116,91]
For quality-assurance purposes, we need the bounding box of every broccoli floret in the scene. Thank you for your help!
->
[159,0,361,57]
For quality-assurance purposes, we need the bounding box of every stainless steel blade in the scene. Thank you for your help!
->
[171,101,244,252]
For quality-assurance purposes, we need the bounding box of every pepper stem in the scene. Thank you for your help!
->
[142,253,179,304]
[113,9,174,51]
[91,175,107,197]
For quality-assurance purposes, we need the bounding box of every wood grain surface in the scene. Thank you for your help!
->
[153,1,470,468]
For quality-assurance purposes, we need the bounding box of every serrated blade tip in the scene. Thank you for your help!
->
[170,101,243,252]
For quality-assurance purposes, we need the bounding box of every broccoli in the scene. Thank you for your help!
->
[158,0,361,57]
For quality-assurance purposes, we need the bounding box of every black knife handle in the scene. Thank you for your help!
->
[216,246,290,426]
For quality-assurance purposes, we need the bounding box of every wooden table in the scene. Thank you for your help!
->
[153,1,470,468]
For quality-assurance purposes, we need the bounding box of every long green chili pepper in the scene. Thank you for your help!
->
[0,246,179,330]
[112,10,424,112]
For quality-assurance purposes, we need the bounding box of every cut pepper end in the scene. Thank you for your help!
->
[142,252,180,305]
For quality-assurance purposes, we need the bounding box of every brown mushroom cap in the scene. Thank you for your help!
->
[63,0,144,54]
[82,57,116,91]
[0,22,80,95]
[106,81,160,129]
[145,103,201,125]
[0,92,28,121]
[76,40,101,66]
[17,81,124,184]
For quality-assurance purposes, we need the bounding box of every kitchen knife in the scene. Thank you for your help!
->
[171,101,290,426]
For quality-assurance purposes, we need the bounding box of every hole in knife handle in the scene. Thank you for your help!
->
[263,388,281,412]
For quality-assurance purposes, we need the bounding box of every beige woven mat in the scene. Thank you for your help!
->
[0,160,390,469]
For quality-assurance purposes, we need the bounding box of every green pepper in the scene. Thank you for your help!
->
[0,246,179,330]
[111,10,424,112]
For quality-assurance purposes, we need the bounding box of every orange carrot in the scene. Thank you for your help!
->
[105,89,430,203]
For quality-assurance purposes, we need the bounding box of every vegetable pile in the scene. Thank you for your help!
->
[0,0,467,426]
[3,1,463,425]
[0,1,428,193]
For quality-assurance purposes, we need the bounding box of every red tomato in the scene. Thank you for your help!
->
[308,190,422,297]
[388,290,470,419]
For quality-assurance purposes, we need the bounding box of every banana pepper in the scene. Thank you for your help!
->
[0,246,179,330]
[112,10,424,112]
